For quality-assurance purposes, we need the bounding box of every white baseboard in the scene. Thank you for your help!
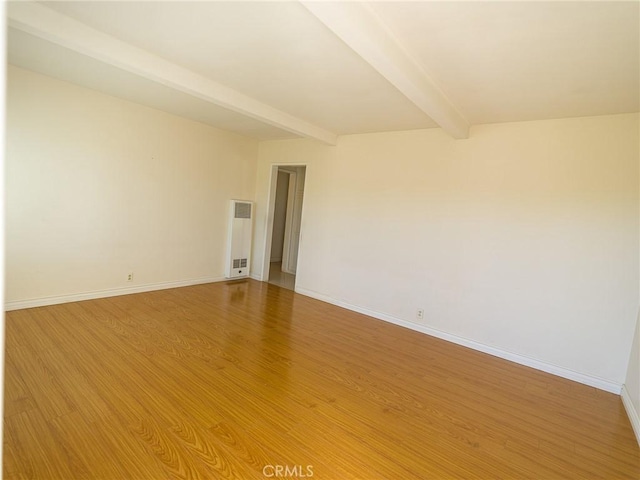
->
[249,273,263,281]
[4,276,227,311]
[295,286,622,395]
[621,385,640,446]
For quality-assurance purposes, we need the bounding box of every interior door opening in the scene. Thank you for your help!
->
[263,165,306,291]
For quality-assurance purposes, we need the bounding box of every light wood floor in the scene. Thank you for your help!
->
[4,280,639,479]
[268,261,296,291]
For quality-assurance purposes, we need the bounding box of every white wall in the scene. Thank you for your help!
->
[254,113,639,388]
[6,66,257,305]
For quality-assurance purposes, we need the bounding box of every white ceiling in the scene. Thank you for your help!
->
[7,1,640,142]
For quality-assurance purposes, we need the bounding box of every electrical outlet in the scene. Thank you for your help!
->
[127,273,133,282]
[416,308,424,321]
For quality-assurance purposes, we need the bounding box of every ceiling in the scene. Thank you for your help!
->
[7,1,640,143]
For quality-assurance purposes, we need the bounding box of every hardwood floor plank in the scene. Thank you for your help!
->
[49,412,142,480]
[169,420,260,479]
[92,416,172,480]
[5,345,76,421]
[3,358,36,419]
[4,409,91,479]
[4,279,639,479]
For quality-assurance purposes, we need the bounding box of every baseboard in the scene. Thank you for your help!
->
[295,286,623,395]
[621,385,640,446]
[249,273,263,281]
[4,276,227,311]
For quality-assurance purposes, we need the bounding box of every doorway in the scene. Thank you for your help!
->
[263,165,306,291]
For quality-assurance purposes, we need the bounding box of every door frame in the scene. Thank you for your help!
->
[280,169,297,273]
[260,163,307,284]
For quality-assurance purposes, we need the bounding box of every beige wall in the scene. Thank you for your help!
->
[6,66,257,304]
[254,113,639,387]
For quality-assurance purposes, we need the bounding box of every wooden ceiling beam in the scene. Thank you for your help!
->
[8,2,338,145]
[301,1,469,139]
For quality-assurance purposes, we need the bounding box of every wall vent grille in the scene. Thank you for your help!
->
[234,202,252,219]
[225,200,253,279]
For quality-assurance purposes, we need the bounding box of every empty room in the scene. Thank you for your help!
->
[3,1,640,479]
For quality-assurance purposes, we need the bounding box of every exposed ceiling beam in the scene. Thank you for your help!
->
[7,2,338,145]
[301,1,469,139]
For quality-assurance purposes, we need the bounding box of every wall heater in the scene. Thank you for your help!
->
[225,200,253,279]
